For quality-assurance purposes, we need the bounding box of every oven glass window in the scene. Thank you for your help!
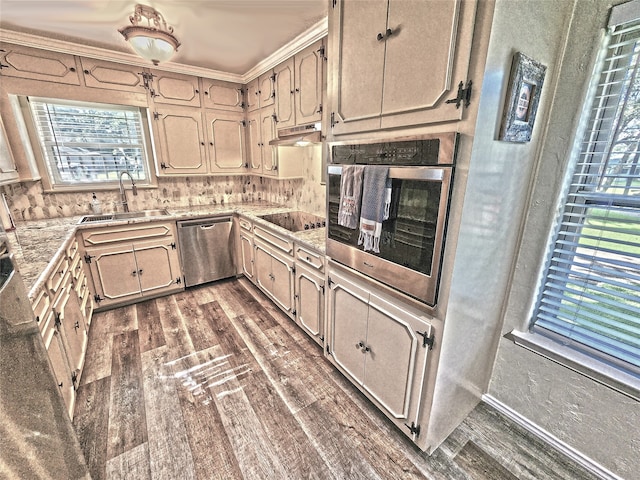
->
[328,175,442,276]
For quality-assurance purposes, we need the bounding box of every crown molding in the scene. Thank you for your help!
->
[242,17,328,83]
[0,19,328,85]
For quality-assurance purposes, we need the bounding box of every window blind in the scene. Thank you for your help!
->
[532,13,640,373]
[28,97,149,186]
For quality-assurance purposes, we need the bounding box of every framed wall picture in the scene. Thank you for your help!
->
[499,52,547,143]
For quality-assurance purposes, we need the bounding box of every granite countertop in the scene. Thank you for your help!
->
[7,201,326,298]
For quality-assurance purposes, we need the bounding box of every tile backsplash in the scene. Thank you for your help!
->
[2,146,326,221]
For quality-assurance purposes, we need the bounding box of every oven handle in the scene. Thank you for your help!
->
[327,165,448,181]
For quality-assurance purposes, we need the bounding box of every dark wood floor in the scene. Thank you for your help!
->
[73,278,598,480]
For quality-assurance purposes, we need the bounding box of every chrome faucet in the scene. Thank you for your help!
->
[118,171,138,213]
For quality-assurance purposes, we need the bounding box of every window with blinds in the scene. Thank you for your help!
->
[28,97,151,187]
[532,5,640,374]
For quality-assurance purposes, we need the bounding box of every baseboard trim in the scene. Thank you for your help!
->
[482,394,622,480]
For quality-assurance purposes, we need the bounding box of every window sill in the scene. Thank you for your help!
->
[506,330,640,402]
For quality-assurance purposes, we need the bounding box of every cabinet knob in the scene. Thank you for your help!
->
[83,69,89,74]
[377,32,384,41]
[210,141,214,146]
[132,270,137,276]
[295,88,300,92]
[201,141,205,146]
[138,269,143,275]
[386,28,393,37]
[195,89,199,93]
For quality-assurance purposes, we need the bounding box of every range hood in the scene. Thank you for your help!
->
[269,123,322,147]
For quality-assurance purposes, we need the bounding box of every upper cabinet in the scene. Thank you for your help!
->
[205,110,247,173]
[0,44,80,85]
[148,70,201,107]
[329,0,477,135]
[274,39,325,129]
[201,79,244,112]
[80,58,146,93]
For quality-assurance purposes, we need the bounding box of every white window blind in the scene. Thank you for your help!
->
[532,8,640,373]
[28,97,150,187]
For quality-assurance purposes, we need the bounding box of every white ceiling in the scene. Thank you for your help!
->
[0,0,328,80]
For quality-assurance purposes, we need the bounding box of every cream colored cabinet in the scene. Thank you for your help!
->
[326,265,434,443]
[41,312,76,417]
[253,224,295,318]
[152,105,208,175]
[52,283,88,384]
[274,40,324,129]
[81,222,183,309]
[246,110,262,172]
[0,43,80,85]
[329,0,477,135]
[149,70,201,107]
[254,238,295,318]
[238,218,256,282]
[259,70,276,108]
[0,117,18,185]
[202,79,244,112]
[80,58,146,92]
[294,261,324,346]
[260,109,278,176]
[246,77,261,112]
[205,110,247,173]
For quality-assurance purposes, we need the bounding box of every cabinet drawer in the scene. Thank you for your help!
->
[82,222,175,246]
[46,255,70,293]
[254,225,293,255]
[295,245,324,272]
[239,217,253,232]
[32,287,51,331]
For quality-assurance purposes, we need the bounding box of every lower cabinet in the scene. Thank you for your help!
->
[81,221,183,310]
[326,264,434,442]
[254,238,295,318]
[239,229,255,282]
[294,262,324,345]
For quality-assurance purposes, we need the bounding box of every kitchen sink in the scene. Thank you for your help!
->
[78,208,171,224]
[259,211,326,232]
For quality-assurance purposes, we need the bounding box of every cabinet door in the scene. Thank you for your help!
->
[363,294,428,420]
[202,79,244,111]
[380,0,476,127]
[295,41,324,126]
[246,78,260,112]
[53,284,88,382]
[133,239,182,297]
[274,57,295,128]
[153,106,208,175]
[86,243,141,306]
[330,0,387,134]
[327,271,370,384]
[240,233,255,282]
[42,313,75,417]
[0,44,80,85]
[80,58,145,92]
[150,71,201,107]
[254,240,274,296]
[295,263,324,345]
[246,110,263,173]
[259,71,276,108]
[205,110,246,173]
[268,247,295,317]
[260,110,278,176]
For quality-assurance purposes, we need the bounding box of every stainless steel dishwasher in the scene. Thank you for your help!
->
[177,216,235,287]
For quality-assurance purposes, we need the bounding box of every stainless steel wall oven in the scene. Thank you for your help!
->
[327,133,458,306]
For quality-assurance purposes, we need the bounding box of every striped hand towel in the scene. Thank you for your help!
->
[358,166,391,253]
[337,165,364,229]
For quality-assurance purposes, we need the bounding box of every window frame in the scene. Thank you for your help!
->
[521,0,640,395]
[20,96,157,192]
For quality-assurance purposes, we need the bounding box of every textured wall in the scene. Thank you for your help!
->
[2,145,325,221]
[460,0,640,478]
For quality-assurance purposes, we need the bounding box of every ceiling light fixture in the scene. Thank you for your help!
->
[119,4,180,65]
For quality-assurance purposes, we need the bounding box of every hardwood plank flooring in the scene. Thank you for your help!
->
[74,278,600,480]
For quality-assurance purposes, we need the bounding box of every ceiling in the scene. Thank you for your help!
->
[0,0,328,80]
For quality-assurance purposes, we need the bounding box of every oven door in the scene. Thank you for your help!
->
[326,165,452,306]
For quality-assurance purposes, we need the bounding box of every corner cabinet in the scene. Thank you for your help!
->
[328,0,477,135]
[80,221,183,310]
[326,264,434,444]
